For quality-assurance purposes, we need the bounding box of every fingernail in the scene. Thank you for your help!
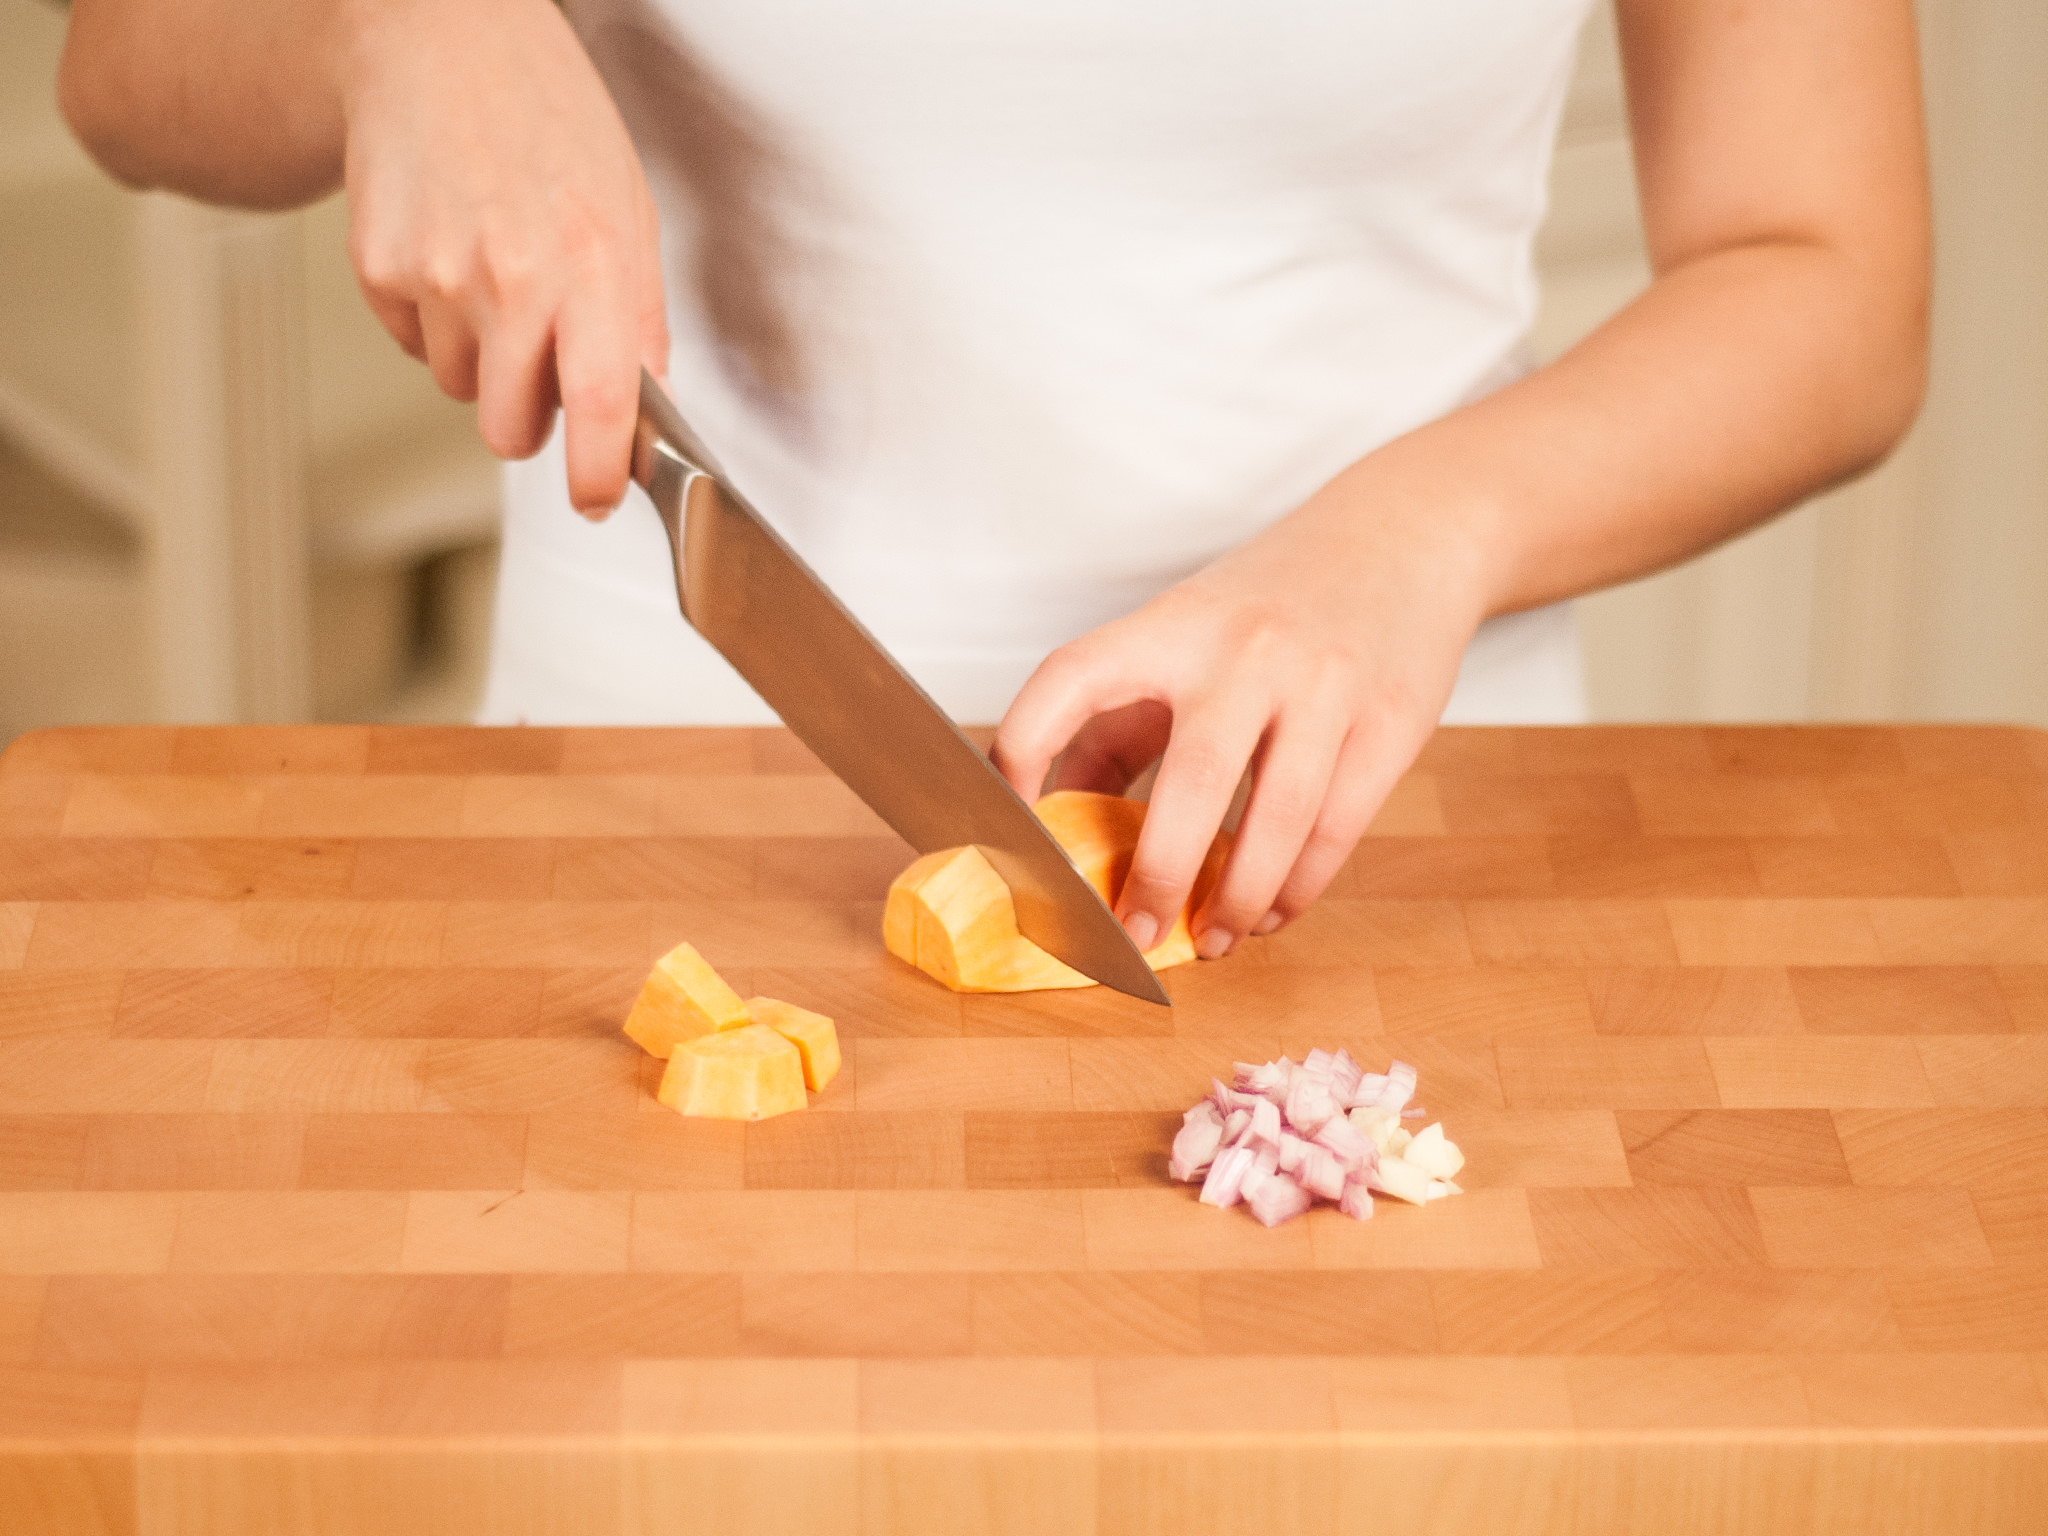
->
[1123,912,1158,952]
[1196,927,1234,960]
[1253,911,1284,936]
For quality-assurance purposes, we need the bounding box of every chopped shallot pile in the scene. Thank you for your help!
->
[1170,1050,1466,1227]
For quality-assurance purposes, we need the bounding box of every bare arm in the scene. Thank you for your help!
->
[60,0,669,511]
[1403,0,1930,612]
[59,0,349,208]
[995,0,1931,958]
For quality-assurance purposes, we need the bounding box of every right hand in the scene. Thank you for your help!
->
[335,0,669,514]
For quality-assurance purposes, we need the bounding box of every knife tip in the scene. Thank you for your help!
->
[1116,968,1174,1008]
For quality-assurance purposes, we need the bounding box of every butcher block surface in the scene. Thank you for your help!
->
[3,723,2047,1535]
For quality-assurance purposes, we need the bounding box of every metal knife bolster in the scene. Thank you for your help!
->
[629,370,1170,1006]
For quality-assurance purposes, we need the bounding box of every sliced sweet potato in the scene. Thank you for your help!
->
[623,941,750,1058]
[883,790,1232,993]
[657,1022,806,1120]
[745,996,841,1092]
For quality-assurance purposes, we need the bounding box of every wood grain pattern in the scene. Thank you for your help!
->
[1,724,2046,1534]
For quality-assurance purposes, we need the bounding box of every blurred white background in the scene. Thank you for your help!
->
[1,0,2043,746]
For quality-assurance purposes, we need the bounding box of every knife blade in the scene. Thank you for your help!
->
[630,369,1171,1007]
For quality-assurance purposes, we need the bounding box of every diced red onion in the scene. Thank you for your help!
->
[1276,1132,1308,1175]
[1299,1146,1347,1202]
[1247,1170,1314,1227]
[1373,1060,1419,1114]
[1210,1080,1267,1117]
[1237,1143,1280,1203]
[1170,1113,1225,1183]
[1182,1052,1458,1226]
[1220,1107,1252,1149]
[1338,1179,1376,1221]
[1248,1096,1283,1152]
[1233,1060,1290,1101]
[1312,1111,1371,1166]
[1330,1048,1365,1101]
[1284,1073,1338,1136]
[1199,1145,1256,1207]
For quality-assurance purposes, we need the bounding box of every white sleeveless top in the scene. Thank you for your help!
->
[482,0,1595,727]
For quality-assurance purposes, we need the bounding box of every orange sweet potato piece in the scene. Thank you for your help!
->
[883,791,1231,993]
[745,996,841,1092]
[657,1023,806,1120]
[624,941,750,1058]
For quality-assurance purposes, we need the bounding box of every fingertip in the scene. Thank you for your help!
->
[556,292,648,534]
[572,481,628,521]
[1195,926,1235,961]
[1252,911,1284,937]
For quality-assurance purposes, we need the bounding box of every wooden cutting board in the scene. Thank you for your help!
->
[2,723,2046,1536]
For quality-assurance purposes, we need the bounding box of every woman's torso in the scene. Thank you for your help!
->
[485,0,1596,725]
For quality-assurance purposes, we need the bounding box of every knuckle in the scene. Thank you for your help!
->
[1266,881,1319,924]
[1123,857,1194,913]
[988,738,1033,788]
[420,252,472,304]
[1252,778,1321,834]
[1298,653,1359,710]
[352,249,400,298]
[1167,739,1239,799]
[1276,828,1353,911]
[480,244,542,308]
[346,217,397,286]
[1216,598,1293,656]
[558,203,628,268]
[1299,821,1355,870]
[349,233,411,300]
[1040,636,1103,688]
[1202,868,1267,928]
[478,411,540,461]
[990,722,1041,774]
[563,374,634,426]
[556,214,602,266]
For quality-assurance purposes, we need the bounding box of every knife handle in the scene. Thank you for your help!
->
[632,369,728,492]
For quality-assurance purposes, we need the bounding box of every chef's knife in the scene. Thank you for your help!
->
[630,369,1171,1006]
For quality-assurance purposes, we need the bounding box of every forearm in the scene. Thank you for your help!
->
[59,0,574,212]
[58,0,356,206]
[1333,231,1930,618]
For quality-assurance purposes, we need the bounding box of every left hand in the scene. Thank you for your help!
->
[992,462,1498,959]
[995,0,1931,965]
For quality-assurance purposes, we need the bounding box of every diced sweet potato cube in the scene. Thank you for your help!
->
[882,791,1232,993]
[885,844,1093,993]
[746,996,841,1092]
[882,849,951,969]
[657,1023,806,1121]
[624,941,750,1058]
